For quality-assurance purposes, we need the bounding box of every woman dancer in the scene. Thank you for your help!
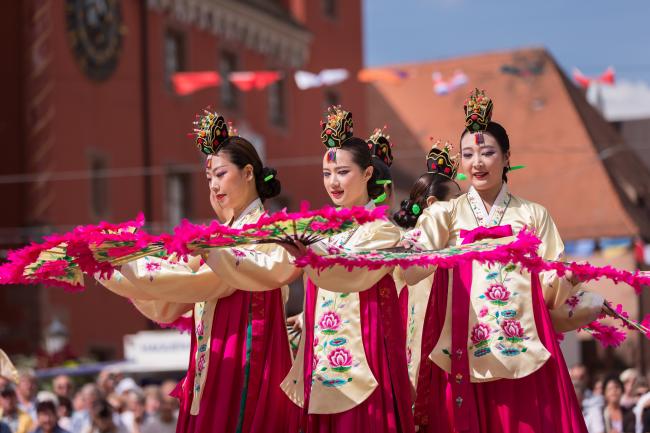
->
[281,107,414,433]
[405,89,604,433]
[98,111,301,433]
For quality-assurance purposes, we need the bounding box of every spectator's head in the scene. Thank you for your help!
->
[36,400,58,433]
[0,387,18,414]
[79,383,101,411]
[604,375,625,406]
[569,364,589,388]
[125,390,146,422]
[97,369,120,396]
[0,377,10,391]
[57,396,72,419]
[633,376,649,397]
[143,386,161,416]
[620,368,639,395]
[106,393,124,415]
[158,395,177,424]
[593,375,605,396]
[90,400,116,433]
[52,374,74,399]
[16,368,37,401]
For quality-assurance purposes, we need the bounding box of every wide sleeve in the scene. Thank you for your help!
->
[304,220,401,293]
[95,269,157,300]
[203,244,302,291]
[96,268,194,323]
[118,256,233,303]
[532,204,603,324]
[131,299,193,324]
[402,202,452,286]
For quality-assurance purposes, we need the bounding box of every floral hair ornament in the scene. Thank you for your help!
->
[321,105,353,162]
[427,139,460,181]
[463,88,493,144]
[193,109,238,155]
[367,126,394,167]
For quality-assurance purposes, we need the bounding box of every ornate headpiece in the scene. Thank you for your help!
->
[320,106,353,149]
[367,126,393,167]
[193,109,237,155]
[427,139,459,180]
[463,88,493,143]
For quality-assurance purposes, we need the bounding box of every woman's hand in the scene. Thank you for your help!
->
[286,313,303,333]
[279,240,308,259]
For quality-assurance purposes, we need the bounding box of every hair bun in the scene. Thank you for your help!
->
[393,199,420,229]
[257,166,281,200]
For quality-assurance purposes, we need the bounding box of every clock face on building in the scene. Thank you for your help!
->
[65,0,124,81]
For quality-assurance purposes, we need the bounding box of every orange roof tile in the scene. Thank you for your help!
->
[367,47,639,240]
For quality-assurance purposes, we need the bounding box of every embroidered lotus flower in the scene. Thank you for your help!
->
[484,284,510,305]
[197,353,206,372]
[319,311,341,335]
[501,320,525,339]
[196,321,204,336]
[566,295,580,308]
[478,306,489,318]
[328,347,353,372]
[145,261,161,272]
[470,323,491,345]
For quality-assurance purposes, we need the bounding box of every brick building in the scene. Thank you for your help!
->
[0,0,366,360]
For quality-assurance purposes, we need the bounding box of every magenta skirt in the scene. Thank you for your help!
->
[299,275,415,433]
[172,288,298,433]
[416,267,588,433]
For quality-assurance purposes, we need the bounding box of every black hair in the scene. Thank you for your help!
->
[57,396,73,416]
[394,173,458,229]
[91,399,113,420]
[603,375,624,394]
[36,400,57,415]
[460,121,510,182]
[0,387,15,398]
[338,137,385,200]
[216,136,281,201]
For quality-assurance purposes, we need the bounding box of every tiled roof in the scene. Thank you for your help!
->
[367,47,642,240]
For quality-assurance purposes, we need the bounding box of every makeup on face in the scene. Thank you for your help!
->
[322,149,370,208]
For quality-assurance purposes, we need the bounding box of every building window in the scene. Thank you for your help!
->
[164,29,186,89]
[268,77,286,126]
[219,51,238,108]
[166,170,192,227]
[324,89,340,109]
[89,155,109,219]
[323,0,337,19]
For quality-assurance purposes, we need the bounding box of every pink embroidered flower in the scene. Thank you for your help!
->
[566,295,580,308]
[406,347,412,365]
[484,283,510,305]
[197,353,206,372]
[328,347,353,372]
[232,248,246,258]
[319,311,341,335]
[478,306,489,318]
[501,320,524,339]
[145,262,161,272]
[470,323,491,345]
[196,321,204,336]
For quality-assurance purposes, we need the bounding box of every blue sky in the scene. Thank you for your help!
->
[364,0,650,84]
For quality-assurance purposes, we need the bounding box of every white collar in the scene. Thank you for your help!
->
[467,183,511,227]
[232,198,264,227]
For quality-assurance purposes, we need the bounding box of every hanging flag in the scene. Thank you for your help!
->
[432,70,468,95]
[294,69,349,90]
[357,68,409,84]
[172,71,221,96]
[229,71,282,91]
[573,67,616,89]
